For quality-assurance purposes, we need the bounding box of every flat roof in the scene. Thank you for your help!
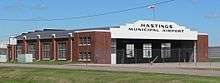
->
[16,26,119,40]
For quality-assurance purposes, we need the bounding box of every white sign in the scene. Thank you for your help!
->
[128,23,184,33]
[9,37,17,45]
[110,20,198,40]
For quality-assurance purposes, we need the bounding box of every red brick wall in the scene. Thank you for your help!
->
[67,37,74,61]
[74,32,94,63]
[73,33,80,61]
[93,32,111,64]
[51,38,56,60]
[7,45,16,61]
[52,38,69,60]
[8,31,111,64]
[74,31,111,64]
[14,38,71,61]
[197,35,208,62]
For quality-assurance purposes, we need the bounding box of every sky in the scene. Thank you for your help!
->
[0,0,219,46]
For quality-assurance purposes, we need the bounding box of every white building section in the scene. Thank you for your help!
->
[110,20,198,40]
[9,37,17,45]
[111,54,116,64]
[0,41,8,48]
[0,55,7,62]
[17,54,33,63]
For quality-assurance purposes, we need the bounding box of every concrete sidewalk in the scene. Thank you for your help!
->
[0,63,220,77]
[68,62,220,69]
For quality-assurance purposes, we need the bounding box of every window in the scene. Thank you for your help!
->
[161,43,171,58]
[83,37,87,45]
[16,44,22,55]
[27,43,36,58]
[16,44,22,59]
[79,37,83,45]
[79,36,91,46]
[58,42,66,59]
[79,52,83,60]
[42,43,50,60]
[126,44,134,58]
[83,52,86,60]
[87,52,91,61]
[111,39,116,54]
[143,43,152,58]
[78,52,91,61]
[87,37,91,45]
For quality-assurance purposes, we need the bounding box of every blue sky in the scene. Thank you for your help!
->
[0,0,219,46]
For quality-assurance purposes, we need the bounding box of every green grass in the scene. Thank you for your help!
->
[0,67,219,83]
[29,60,69,65]
[209,58,220,62]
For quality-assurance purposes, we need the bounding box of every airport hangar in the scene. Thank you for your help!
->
[7,20,208,64]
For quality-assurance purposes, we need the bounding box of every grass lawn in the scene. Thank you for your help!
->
[0,67,219,83]
[28,60,69,65]
[209,58,220,62]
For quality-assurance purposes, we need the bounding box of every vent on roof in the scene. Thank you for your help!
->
[34,30,43,32]
[43,29,66,31]
[27,31,33,33]
[21,33,27,35]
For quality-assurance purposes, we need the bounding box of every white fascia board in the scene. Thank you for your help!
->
[74,30,110,33]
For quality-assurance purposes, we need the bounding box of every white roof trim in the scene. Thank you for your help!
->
[198,33,208,35]
[75,30,110,33]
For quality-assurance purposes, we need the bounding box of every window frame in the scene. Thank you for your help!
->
[42,43,50,60]
[83,37,87,45]
[111,39,116,54]
[161,43,171,58]
[143,43,152,58]
[27,43,36,58]
[16,44,22,55]
[78,52,91,61]
[126,44,134,58]
[79,36,91,46]
[57,42,67,60]
[79,37,83,45]
[87,37,91,45]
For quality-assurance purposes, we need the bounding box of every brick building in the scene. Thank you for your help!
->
[7,20,208,64]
